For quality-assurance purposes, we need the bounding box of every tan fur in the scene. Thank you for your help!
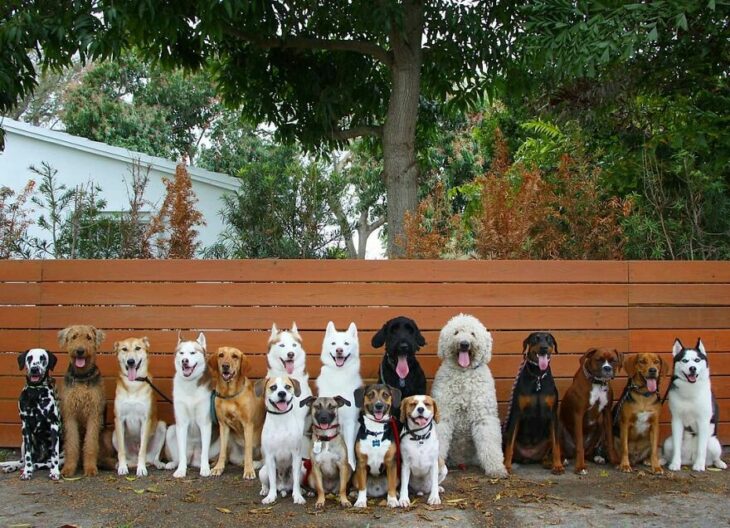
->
[59,325,113,477]
[208,347,265,479]
[616,353,667,474]
[113,337,159,472]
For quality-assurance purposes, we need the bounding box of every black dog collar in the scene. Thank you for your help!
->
[64,364,101,387]
[400,419,434,443]
[582,362,611,386]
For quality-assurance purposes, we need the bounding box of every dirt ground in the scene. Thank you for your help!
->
[2,451,729,528]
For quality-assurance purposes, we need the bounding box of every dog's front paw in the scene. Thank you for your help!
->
[619,463,632,473]
[136,464,148,477]
[398,496,411,508]
[715,459,727,470]
[259,485,268,496]
[551,463,565,475]
[487,466,509,479]
[574,465,588,475]
[427,493,441,506]
[354,497,367,508]
[315,497,326,509]
[692,463,706,472]
[49,469,60,481]
[387,495,398,508]
[164,461,177,471]
[199,466,211,478]
[84,466,98,477]
[60,466,76,478]
[173,467,187,479]
[154,460,166,470]
[340,497,352,508]
[20,470,32,480]
[211,466,224,477]
[242,467,257,480]
[667,461,681,472]
[117,463,129,476]
[262,492,277,505]
[652,465,664,475]
[293,493,306,505]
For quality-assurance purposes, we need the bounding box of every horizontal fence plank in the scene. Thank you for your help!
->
[37,306,629,331]
[0,307,40,329]
[38,282,628,307]
[630,261,730,283]
[0,283,40,305]
[630,307,730,329]
[629,330,730,353]
[0,261,42,282]
[630,284,730,306]
[41,260,629,284]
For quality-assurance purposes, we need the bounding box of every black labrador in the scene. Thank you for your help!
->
[372,316,427,403]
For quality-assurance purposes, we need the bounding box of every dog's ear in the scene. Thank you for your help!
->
[347,322,358,338]
[354,386,365,408]
[522,334,533,356]
[334,395,351,407]
[414,324,426,348]
[92,327,105,348]
[17,350,28,371]
[550,333,558,354]
[697,338,707,356]
[47,351,58,371]
[57,327,70,347]
[290,377,301,397]
[624,354,638,378]
[325,321,336,336]
[299,395,316,408]
[659,355,670,378]
[389,387,401,412]
[399,397,410,422]
[432,398,441,424]
[672,338,684,357]
[196,332,206,352]
[291,322,300,337]
[254,378,268,398]
[113,341,121,353]
[581,347,598,364]
[371,324,387,348]
[614,349,624,373]
[177,330,183,345]
[142,336,150,350]
[240,354,251,376]
[207,350,219,377]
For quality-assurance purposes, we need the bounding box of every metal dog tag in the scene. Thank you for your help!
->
[372,439,381,447]
[313,441,322,454]
[399,379,405,388]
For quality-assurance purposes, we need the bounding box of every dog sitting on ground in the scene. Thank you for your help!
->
[165,332,215,478]
[2,349,62,480]
[112,337,167,477]
[59,325,115,477]
[398,395,447,507]
[662,338,726,471]
[431,314,507,478]
[372,316,427,403]
[612,353,667,474]
[316,321,362,471]
[257,376,306,505]
[301,395,352,509]
[503,332,563,474]
[353,383,401,508]
[559,347,622,474]
[209,346,265,479]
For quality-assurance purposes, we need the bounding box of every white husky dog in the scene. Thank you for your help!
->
[316,321,362,471]
[165,332,215,478]
[662,338,726,472]
[267,323,312,453]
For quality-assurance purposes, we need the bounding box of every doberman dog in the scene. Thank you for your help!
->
[503,332,563,474]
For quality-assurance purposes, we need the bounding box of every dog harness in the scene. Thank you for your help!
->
[612,377,660,426]
[357,415,401,474]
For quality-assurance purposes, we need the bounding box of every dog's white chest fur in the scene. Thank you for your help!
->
[589,384,609,411]
[359,421,391,476]
[634,411,653,435]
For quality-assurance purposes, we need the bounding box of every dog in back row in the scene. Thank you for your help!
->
[373,316,427,402]
[662,338,726,471]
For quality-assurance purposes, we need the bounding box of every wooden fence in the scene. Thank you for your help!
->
[1,260,729,447]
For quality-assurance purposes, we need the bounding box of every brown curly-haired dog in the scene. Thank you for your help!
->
[59,325,111,477]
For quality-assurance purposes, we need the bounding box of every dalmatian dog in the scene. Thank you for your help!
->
[0,349,63,480]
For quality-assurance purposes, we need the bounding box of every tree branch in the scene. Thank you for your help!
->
[226,29,393,67]
[331,125,382,141]
[367,216,386,233]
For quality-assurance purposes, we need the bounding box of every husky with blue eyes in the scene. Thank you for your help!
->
[662,338,727,472]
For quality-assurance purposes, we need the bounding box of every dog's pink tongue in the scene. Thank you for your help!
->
[539,355,550,371]
[75,357,86,368]
[276,401,289,412]
[647,378,657,393]
[285,361,294,375]
[127,366,137,382]
[396,356,410,379]
[458,351,470,368]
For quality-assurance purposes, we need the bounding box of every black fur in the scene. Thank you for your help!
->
[372,316,427,404]
[502,332,560,465]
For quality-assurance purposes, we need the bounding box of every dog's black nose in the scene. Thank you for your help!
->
[222,364,230,372]
[287,351,295,359]
[30,366,40,374]
[126,358,136,367]
[398,342,410,352]
[277,390,287,399]
[374,402,385,411]
[416,406,425,414]
[648,367,658,376]
[182,359,189,366]
[316,412,333,424]
[540,346,549,353]
[602,364,613,373]
[75,348,85,357]
[459,340,470,351]
[689,366,697,374]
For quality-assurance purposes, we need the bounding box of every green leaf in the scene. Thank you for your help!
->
[675,13,688,31]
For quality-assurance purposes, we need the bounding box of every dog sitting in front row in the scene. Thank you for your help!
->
[257,376,306,505]
[301,395,352,509]
[398,395,447,508]
[1,349,63,480]
[503,332,563,474]
[353,383,401,508]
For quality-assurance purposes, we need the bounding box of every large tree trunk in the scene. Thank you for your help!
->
[383,1,424,258]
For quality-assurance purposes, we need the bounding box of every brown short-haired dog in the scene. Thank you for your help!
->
[559,347,623,474]
[612,353,668,474]
[59,325,113,477]
[208,347,265,479]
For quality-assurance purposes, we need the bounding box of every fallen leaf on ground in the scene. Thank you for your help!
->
[216,507,232,514]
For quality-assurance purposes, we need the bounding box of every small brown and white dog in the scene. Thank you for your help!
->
[300,395,352,509]
[256,375,306,505]
[353,383,401,509]
[209,347,265,479]
[398,395,447,507]
[112,337,167,477]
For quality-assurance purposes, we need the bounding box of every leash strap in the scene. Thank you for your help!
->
[135,376,173,404]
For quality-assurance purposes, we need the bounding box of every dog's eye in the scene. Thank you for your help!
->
[292,343,298,348]
[285,385,292,390]
[135,346,141,351]
[454,330,458,336]
[218,353,224,358]
[72,334,78,339]
[122,347,128,352]
[279,344,285,348]
[270,385,277,391]
[471,332,475,337]
[694,358,701,363]
[682,358,689,363]
[331,342,336,346]
[86,335,92,341]
[344,341,349,346]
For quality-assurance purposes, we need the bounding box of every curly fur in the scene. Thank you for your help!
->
[431,314,507,477]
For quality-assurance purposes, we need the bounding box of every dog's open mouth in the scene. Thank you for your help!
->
[646,377,658,392]
[274,400,290,412]
[458,351,471,368]
[538,354,550,371]
[413,416,430,427]
[182,363,197,377]
[75,357,87,369]
[373,409,386,421]
[29,373,42,383]
[396,355,410,379]
[281,358,295,375]
[126,361,141,382]
[221,370,234,382]
[316,421,335,430]
[685,372,698,383]
[332,354,349,367]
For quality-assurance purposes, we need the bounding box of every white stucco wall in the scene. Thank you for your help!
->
[0,119,238,251]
